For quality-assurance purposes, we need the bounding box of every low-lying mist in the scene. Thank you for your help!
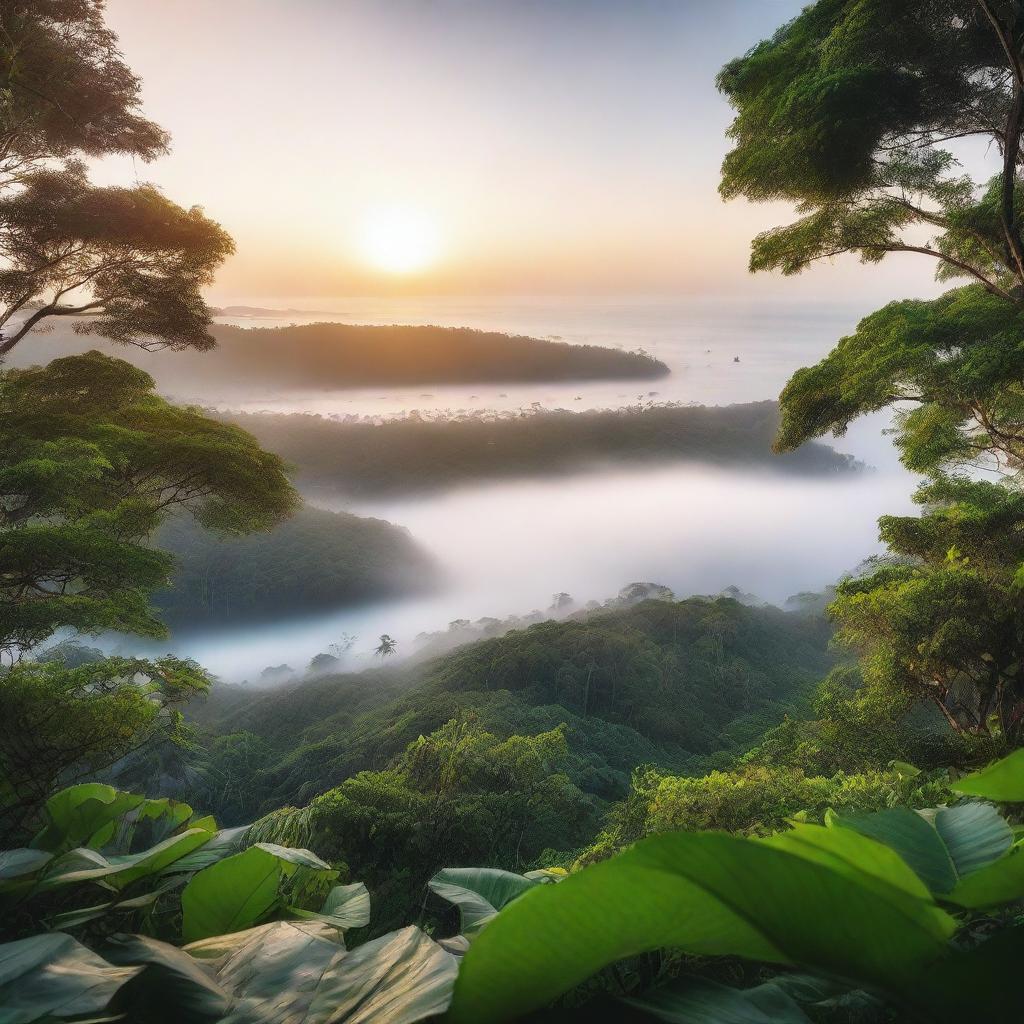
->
[110,455,917,684]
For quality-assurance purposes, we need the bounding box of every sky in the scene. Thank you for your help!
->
[95,0,968,303]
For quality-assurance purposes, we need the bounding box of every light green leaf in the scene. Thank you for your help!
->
[0,933,140,1024]
[953,749,1024,802]
[834,803,1011,893]
[251,842,331,873]
[39,828,213,892]
[32,786,145,853]
[428,868,538,938]
[947,842,1024,909]
[159,825,248,875]
[763,820,944,908]
[447,830,957,1023]
[180,846,284,943]
[288,882,371,932]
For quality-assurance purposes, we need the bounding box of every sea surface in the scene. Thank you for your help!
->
[98,294,918,682]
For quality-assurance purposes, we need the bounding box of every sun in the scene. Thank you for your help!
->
[357,205,441,274]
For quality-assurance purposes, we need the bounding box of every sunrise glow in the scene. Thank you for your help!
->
[357,205,442,274]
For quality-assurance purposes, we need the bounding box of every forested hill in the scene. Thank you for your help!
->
[152,505,437,628]
[225,401,862,498]
[4,320,668,390]
[189,596,838,814]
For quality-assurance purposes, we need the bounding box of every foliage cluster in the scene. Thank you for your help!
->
[152,505,435,628]
[226,401,861,499]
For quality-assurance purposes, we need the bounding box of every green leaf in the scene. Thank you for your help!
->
[428,868,539,938]
[158,825,248,875]
[103,933,231,1024]
[947,841,1024,909]
[934,803,1012,877]
[447,830,956,1024]
[183,921,456,1023]
[0,933,140,1024]
[288,882,371,932]
[829,808,956,893]
[251,842,331,873]
[180,846,284,943]
[833,804,1010,893]
[622,976,815,1023]
[952,749,1024,802]
[39,828,213,892]
[764,820,944,907]
[0,849,52,888]
[32,785,145,853]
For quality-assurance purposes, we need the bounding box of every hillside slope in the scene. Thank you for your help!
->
[191,596,837,813]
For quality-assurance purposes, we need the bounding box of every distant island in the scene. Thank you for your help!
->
[224,400,864,498]
[210,305,338,317]
[6,319,670,393]
[200,321,669,387]
[153,504,437,629]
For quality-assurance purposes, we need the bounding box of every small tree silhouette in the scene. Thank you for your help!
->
[374,634,397,658]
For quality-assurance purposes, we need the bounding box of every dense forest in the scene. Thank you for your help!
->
[153,505,436,628]
[5,3,1024,1023]
[5,319,669,391]
[226,401,862,498]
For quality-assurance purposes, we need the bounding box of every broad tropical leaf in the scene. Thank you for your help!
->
[428,868,539,937]
[290,882,371,931]
[180,846,285,943]
[447,830,958,1023]
[32,785,145,853]
[952,749,1024,802]
[834,803,1011,893]
[0,933,140,1024]
[39,827,214,892]
[946,842,1024,909]
[160,825,249,875]
[111,921,456,1023]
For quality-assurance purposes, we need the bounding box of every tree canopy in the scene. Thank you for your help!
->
[720,1,1024,475]
[0,1,233,356]
[0,351,298,658]
[721,0,1024,747]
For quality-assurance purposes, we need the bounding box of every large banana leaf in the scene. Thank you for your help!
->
[0,933,140,1024]
[160,825,249,875]
[945,841,1024,908]
[38,826,214,892]
[447,830,958,1023]
[833,803,1011,893]
[32,785,145,853]
[952,749,1024,802]
[289,882,371,931]
[180,844,333,942]
[110,921,456,1024]
[0,850,52,893]
[428,868,539,938]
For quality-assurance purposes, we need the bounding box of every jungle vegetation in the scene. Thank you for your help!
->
[153,505,436,629]
[225,401,862,499]
[5,2,1024,1023]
